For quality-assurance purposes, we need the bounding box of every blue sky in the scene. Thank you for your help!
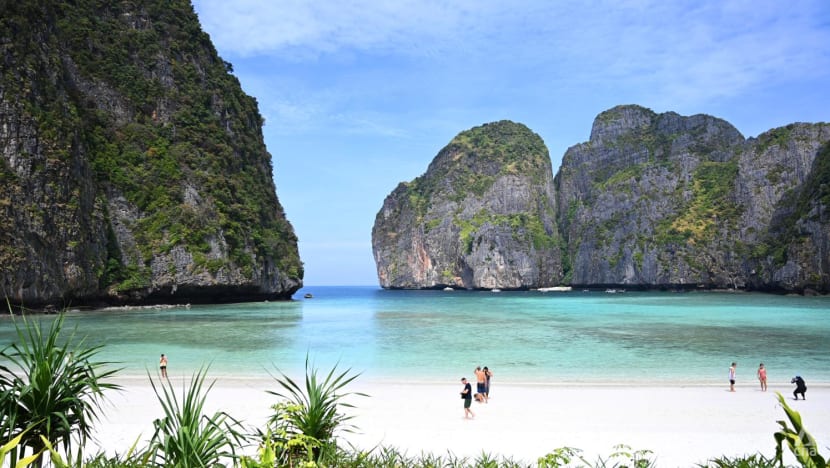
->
[191,0,830,286]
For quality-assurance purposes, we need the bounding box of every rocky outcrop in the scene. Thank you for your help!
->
[372,121,562,289]
[555,105,830,292]
[741,128,830,291]
[0,1,302,309]
[373,105,830,293]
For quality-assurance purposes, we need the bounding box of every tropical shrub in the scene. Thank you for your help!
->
[699,453,777,468]
[257,356,367,463]
[0,431,41,468]
[0,314,120,467]
[147,366,245,467]
[774,392,826,468]
[538,445,655,468]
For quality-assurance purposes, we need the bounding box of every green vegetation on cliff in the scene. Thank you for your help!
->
[644,159,743,250]
[455,210,557,254]
[404,121,549,220]
[663,160,741,245]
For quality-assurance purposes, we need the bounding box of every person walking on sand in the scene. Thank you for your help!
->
[757,363,767,392]
[475,366,488,403]
[160,354,168,378]
[484,366,493,398]
[460,377,474,418]
[728,362,737,392]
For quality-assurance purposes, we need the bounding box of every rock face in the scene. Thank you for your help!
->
[0,1,302,308]
[556,105,830,292]
[374,106,830,293]
[372,121,562,289]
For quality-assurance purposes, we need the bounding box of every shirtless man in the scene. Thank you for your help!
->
[475,366,488,403]
[484,366,493,398]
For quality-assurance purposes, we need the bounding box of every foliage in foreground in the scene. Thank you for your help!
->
[774,392,826,468]
[537,445,654,468]
[147,366,245,467]
[699,453,778,468]
[248,356,367,465]
[0,314,121,467]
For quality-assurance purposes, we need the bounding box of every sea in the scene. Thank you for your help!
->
[1,286,828,386]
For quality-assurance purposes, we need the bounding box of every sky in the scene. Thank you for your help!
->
[190,0,830,286]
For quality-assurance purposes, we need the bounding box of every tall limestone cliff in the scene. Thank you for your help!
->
[374,106,829,293]
[556,104,830,292]
[372,121,562,289]
[741,126,830,291]
[0,1,303,308]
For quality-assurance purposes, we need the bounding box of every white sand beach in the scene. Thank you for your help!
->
[91,376,830,466]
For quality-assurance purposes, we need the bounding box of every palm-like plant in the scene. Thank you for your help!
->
[0,314,121,467]
[147,366,245,467]
[774,392,826,468]
[266,355,367,460]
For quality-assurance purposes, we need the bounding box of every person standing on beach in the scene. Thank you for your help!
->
[475,366,488,403]
[757,363,767,392]
[160,354,168,378]
[460,377,474,418]
[728,362,736,392]
[484,366,493,398]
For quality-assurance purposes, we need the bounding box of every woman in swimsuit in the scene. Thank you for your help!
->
[757,363,767,392]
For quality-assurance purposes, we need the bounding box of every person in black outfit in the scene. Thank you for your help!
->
[460,377,474,418]
[791,376,807,400]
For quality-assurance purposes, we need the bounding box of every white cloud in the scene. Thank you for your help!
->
[194,0,499,58]
[193,0,830,129]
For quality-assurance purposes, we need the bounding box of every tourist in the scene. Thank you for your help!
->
[728,362,736,392]
[791,376,807,400]
[757,363,767,392]
[475,366,488,403]
[460,377,474,418]
[484,366,493,398]
[160,353,168,378]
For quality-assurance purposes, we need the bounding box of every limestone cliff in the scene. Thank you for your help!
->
[556,105,830,292]
[0,0,302,308]
[374,106,830,293]
[372,121,562,289]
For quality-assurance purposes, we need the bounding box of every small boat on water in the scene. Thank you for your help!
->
[303,293,313,299]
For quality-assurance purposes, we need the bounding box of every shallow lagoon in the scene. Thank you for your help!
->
[1,287,828,385]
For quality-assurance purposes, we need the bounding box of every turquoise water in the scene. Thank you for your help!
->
[1,287,828,385]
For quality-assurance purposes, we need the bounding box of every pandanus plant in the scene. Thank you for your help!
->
[0,314,121,467]
[263,355,367,463]
[147,366,245,467]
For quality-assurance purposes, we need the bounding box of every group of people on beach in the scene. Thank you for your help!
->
[459,366,492,418]
[729,362,807,400]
